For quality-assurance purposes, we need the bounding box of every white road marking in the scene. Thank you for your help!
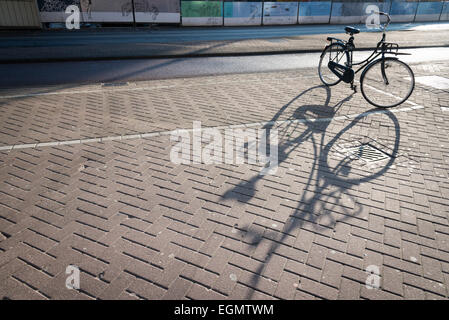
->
[362,83,419,106]
[415,76,449,90]
[0,104,424,152]
[0,66,426,152]
[0,76,316,100]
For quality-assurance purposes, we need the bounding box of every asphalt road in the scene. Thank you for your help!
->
[2,22,449,48]
[1,47,449,88]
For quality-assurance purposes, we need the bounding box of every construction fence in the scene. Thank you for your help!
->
[1,0,449,28]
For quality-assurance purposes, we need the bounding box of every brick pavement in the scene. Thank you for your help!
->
[0,61,449,299]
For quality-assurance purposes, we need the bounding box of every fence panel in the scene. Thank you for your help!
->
[298,1,332,24]
[224,1,262,26]
[330,1,391,24]
[390,0,419,22]
[181,1,223,25]
[263,1,299,25]
[38,0,134,23]
[0,0,41,27]
[441,1,449,20]
[415,0,444,21]
[135,0,180,23]
[30,1,449,26]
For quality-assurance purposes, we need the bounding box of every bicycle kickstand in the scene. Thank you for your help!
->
[350,81,357,93]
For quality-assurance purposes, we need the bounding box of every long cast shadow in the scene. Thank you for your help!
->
[220,85,401,298]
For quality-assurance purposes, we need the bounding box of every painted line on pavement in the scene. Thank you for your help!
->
[0,104,424,152]
[0,76,316,100]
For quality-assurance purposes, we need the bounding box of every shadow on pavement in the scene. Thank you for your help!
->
[220,85,401,298]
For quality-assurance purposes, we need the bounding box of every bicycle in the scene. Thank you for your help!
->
[318,12,415,108]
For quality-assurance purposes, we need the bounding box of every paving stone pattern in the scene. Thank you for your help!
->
[0,61,448,299]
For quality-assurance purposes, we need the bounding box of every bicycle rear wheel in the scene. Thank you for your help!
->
[318,43,348,86]
[360,58,415,108]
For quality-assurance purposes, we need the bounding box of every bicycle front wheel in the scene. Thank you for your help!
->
[360,58,415,108]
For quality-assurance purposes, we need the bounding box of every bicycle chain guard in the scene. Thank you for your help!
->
[328,61,355,83]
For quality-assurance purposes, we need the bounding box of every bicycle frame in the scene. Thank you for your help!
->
[330,36,408,76]
[320,12,415,107]
[326,11,411,74]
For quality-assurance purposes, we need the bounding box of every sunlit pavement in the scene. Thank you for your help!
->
[0,60,448,299]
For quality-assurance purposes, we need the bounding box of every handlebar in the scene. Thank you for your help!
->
[378,12,391,31]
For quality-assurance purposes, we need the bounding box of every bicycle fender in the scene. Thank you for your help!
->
[360,57,399,81]
[320,42,345,58]
[320,46,330,58]
[326,37,345,45]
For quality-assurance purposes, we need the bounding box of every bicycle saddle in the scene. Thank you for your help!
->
[345,26,360,35]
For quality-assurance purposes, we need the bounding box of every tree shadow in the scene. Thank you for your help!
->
[219,85,401,299]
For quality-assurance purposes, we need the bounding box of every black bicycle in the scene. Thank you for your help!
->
[318,12,415,108]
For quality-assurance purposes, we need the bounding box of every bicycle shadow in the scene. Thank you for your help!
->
[220,85,401,299]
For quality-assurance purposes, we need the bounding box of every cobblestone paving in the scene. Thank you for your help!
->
[0,61,448,299]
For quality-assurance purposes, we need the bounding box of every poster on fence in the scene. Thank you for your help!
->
[298,1,332,24]
[38,0,135,23]
[224,2,262,26]
[38,0,180,23]
[263,2,298,25]
[135,0,180,23]
[181,1,223,26]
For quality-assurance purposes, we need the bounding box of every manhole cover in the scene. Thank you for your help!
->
[345,144,391,162]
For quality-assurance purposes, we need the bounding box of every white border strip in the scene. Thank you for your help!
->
[0,104,423,152]
[0,76,317,100]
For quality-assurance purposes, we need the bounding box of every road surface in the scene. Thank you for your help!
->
[1,47,449,87]
[2,22,449,47]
